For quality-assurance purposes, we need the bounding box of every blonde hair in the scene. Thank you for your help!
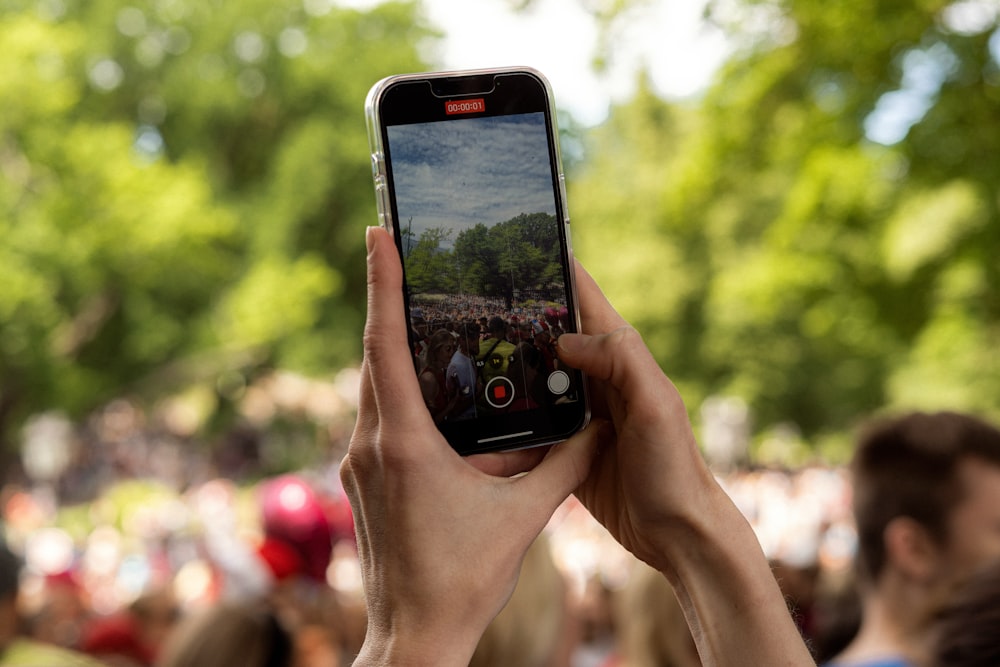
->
[615,563,700,667]
[470,535,569,667]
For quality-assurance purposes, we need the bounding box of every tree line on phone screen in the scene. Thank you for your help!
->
[402,211,565,306]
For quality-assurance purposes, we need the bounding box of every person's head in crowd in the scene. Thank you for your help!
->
[80,588,178,666]
[810,571,863,664]
[1,540,105,665]
[411,315,427,339]
[258,475,334,586]
[154,602,293,667]
[131,588,180,661]
[28,569,90,649]
[518,319,533,343]
[852,411,1000,588]
[771,558,821,645]
[486,316,507,341]
[535,329,552,348]
[506,321,519,344]
[613,562,699,667]
[831,411,1000,666]
[927,559,1000,667]
[424,329,456,372]
[469,535,575,667]
[457,322,480,358]
[0,541,20,655]
[506,343,547,410]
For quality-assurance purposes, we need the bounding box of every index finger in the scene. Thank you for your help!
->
[363,226,434,428]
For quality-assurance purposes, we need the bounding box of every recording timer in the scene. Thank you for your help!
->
[445,98,486,115]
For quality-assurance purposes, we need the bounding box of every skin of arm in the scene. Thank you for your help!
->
[343,226,814,666]
[557,264,815,667]
[341,227,601,666]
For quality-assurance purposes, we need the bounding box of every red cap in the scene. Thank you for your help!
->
[258,476,333,582]
[257,537,305,581]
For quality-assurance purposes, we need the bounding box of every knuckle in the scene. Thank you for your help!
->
[603,326,648,364]
[361,327,391,357]
[605,325,642,348]
[338,454,355,485]
[339,452,363,495]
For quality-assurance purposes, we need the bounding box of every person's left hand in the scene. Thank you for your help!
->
[340,226,602,667]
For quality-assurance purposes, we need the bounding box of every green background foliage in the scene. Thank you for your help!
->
[1,0,430,447]
[571,0,1000,458]
[2,0,999,463]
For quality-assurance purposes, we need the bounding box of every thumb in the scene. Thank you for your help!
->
[557,327,660,397]
[515,420,605,518]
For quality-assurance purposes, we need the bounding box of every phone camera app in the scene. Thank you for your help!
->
[391,111,580,426]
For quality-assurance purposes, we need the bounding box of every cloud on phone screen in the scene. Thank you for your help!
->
[387,113,555,247]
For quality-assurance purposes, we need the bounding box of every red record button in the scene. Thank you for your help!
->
[485,377,515,409]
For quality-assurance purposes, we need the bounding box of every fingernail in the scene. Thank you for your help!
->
[366,226,379,255]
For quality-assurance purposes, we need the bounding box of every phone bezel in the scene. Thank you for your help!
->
[365,67,590,455]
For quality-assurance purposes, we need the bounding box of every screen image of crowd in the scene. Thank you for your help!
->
[407,290,578,424]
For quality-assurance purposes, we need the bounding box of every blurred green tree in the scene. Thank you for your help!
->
[0,0,432,449]
[571,0,1000,451]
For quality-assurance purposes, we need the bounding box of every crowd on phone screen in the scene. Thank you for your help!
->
[4,392,1000,667]
[408,295,572,423]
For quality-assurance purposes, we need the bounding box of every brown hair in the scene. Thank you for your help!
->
[423,329,456,370]
[155,602,292,667]
[929,560,1000,667]
[851,411,1000,584]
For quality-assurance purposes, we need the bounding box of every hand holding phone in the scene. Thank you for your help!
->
[366,68,590,454]
[341,225,602,664]
[343,227,816,667]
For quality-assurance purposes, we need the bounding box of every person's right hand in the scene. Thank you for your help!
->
[557,261,815,666]
[555,262,721,574]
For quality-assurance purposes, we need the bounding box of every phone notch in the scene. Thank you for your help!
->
[428,72,496,98]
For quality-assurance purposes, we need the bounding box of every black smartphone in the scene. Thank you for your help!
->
[365,67,590,455]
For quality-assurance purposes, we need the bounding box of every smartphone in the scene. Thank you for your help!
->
[365,67,590,455]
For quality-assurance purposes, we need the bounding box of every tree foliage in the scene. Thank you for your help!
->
[5,0,999,461]
[571,0,1000,453]
[406,212,563,307]
[0,0,432,447]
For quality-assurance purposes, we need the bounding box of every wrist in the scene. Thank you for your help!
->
[626,464,727,574]
[353,620,482,667]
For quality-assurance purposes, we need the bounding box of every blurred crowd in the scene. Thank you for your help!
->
[0,373,862,666]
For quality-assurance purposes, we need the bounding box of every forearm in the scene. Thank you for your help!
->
[352,629,478,667]
[658,484,816,667]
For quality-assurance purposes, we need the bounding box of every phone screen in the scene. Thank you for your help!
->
[367,69,589,454]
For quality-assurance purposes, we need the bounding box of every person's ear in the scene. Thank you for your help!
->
[884,516,941,582]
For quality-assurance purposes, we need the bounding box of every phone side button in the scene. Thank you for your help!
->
[375,183,391,226]
[371,152,385,178]
[557,173,570,220]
